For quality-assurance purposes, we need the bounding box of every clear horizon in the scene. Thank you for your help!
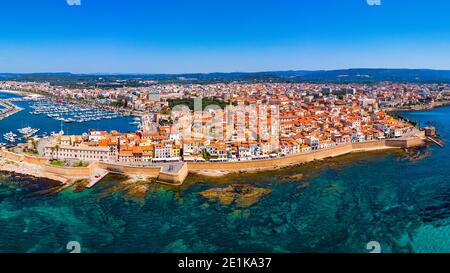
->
[3,67,450,76]
[1,0,450,73]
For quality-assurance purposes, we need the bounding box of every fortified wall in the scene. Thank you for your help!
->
[98,162,161,176]
[386,138,424,148]
[0,137,425,186]
[188,143,354,171]
[157,163,189,185]
[188,138,424,172]
[0,149,24,162]
[41,161,99,177]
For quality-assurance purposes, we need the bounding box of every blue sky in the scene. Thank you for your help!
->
[1,0,450,73]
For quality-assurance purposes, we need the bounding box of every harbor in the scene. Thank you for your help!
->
[0,91,139,145]
[2,127,40,144]
[29,99,129,123]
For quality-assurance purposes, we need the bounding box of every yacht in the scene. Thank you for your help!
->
[18,127,40,138]
[3,131,19,142]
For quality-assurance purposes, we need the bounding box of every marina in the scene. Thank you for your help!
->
[29,99,129,123]
[17,127,40,138]
[0,91,140,144]
[2,127,41,143]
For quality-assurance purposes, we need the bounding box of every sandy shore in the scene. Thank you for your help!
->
[0,89,34,96]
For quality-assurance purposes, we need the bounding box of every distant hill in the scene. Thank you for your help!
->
[280,69,450,82]
[2,69,450,85]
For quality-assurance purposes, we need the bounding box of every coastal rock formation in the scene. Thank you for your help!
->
[199,184,271,207]
[297,181,310,190]
[73,179,89,192]
[120,180,155,203]
[0,170,63,195]
[403,147,432,162]
[102,175,156,203]
[280,173,305,181]
[126,183,151,199]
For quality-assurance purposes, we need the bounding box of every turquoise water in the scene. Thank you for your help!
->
[1,92,450,253]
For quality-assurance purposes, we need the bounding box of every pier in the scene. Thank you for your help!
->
[86,168,109,188]
[0,99,23,121]
[426,136,444,148]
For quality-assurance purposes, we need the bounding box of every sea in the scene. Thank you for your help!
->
[0,91,449,253]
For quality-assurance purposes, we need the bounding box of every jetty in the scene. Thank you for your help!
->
[86,168,109,188]
[426,136,444,148]
[0,99,23,121]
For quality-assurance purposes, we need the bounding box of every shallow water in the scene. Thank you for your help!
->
[1,92,450,253]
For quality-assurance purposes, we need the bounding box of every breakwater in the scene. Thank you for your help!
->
[0,99,23,121]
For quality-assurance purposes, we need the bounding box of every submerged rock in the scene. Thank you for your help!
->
[126,184,150,200]
[106,177,156,203]
[297,181,310,190]
[199,184,271,207]
[403,147,432,162]
[73,179,89,193]
[279,173,305,181]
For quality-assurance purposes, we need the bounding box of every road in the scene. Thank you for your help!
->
[140,113,158,132]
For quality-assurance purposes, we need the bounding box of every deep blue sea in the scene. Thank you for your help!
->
[1,91,450,253]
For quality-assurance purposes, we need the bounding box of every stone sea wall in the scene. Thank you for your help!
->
[1,136,424,185]
[98,162,161,177]
[188,143,354,171]
[23,154,49,165]
[0,149,24,161]
[188,138,424,172]
[41,162,99,177]
[157,163,189,185]
[386,138,424,148]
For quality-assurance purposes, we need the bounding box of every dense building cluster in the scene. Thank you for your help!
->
[29,80,434,163]
[2,81,450,113]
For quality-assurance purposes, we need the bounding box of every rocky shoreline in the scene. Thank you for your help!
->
[199,184,271,207]
[0,157,70,184]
